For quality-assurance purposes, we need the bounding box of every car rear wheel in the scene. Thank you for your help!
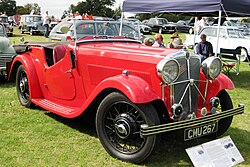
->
[208,90,233,138]
[30,29,34,35]
[236,47,248,62]
[159,27,162,34]
[189,28,193,34]
[16,65,33,108]
[96,92,160,163]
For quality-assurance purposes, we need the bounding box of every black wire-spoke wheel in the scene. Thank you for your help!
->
[16,65,33,108]
[207,90,233,139]
[96,92,160,163]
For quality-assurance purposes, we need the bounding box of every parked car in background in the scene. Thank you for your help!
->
[146,18,176,33]
[175,20,194,34]
[49,20,145,42]
[0,23,16,78]
[0,16,13,37]
[19,15,45,35]
[8,20,244,163]
[234,22,250,36]
[124,18,152,34]
[185,26,250,61]
[212,20,250,36]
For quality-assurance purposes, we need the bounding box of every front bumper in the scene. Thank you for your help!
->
[140,104,244,137]
[0,54,15,71]
[0,54,15,63]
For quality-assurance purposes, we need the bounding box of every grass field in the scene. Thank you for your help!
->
[0,27,249,166]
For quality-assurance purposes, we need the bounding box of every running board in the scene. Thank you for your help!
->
[32,98,79,117]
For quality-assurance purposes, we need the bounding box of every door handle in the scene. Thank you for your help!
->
[65,69,72,74]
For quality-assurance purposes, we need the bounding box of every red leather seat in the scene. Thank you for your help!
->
[53,45,67,64]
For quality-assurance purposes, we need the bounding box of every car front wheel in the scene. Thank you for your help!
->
[96,92,160,163]
[16,65,33,108]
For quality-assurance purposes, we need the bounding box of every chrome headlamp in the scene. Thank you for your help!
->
[202,57,222,80]
[157,58,180,84]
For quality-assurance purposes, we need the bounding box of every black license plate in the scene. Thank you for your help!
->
[184,122,218,141]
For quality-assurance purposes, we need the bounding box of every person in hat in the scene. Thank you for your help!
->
[168,33,183,49]
[152,34,166,48]
[143,37,154,46]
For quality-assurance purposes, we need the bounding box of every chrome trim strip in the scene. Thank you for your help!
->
[204,79,209,103]
[140,106,244,137]
[161,83,165,101]
[186,56,192,114]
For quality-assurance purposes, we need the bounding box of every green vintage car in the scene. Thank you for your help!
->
[0,23,16,79]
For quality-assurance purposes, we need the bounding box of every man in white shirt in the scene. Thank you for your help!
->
[152,34,166,48]
[43,11,50,38]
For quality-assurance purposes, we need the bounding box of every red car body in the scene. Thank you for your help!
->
[9,33,244,163]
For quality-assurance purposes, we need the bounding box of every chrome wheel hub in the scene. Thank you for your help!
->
[114,113,137,139]
[19,78,26,93]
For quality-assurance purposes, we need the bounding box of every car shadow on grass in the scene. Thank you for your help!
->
[44,110,97,138]
[41,109,249,166]
[0,80,15,87]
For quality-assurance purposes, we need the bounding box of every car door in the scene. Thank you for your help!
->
[199,27,229,54]
[217,28,228,53]
[44,47,76,100]
[198,27,216,53]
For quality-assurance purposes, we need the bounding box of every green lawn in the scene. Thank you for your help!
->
[0,27,249,166]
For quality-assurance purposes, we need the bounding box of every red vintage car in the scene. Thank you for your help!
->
[8,20,244,163]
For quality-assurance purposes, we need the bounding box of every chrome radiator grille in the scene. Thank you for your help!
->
[172,54,201,114]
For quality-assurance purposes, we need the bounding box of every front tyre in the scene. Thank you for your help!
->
[96,92,160,163]
[16,65,33,108]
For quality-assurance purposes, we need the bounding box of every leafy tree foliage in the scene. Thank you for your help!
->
[16,3,41,15]
[16,6,30,15]
[113,6,121,20]
[0,0,16,16]
[70,0,115,18]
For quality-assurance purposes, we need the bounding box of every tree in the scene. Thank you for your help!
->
[70,0,115,18]
[16,6,30,15]
[0,0,16,16]
[24,3,41,14]
[113,6,121,20]
[15,3,41,15]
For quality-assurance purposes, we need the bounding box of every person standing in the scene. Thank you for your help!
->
[74,11,82,19]
[196,34,213,62]
[43,11,50,38]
